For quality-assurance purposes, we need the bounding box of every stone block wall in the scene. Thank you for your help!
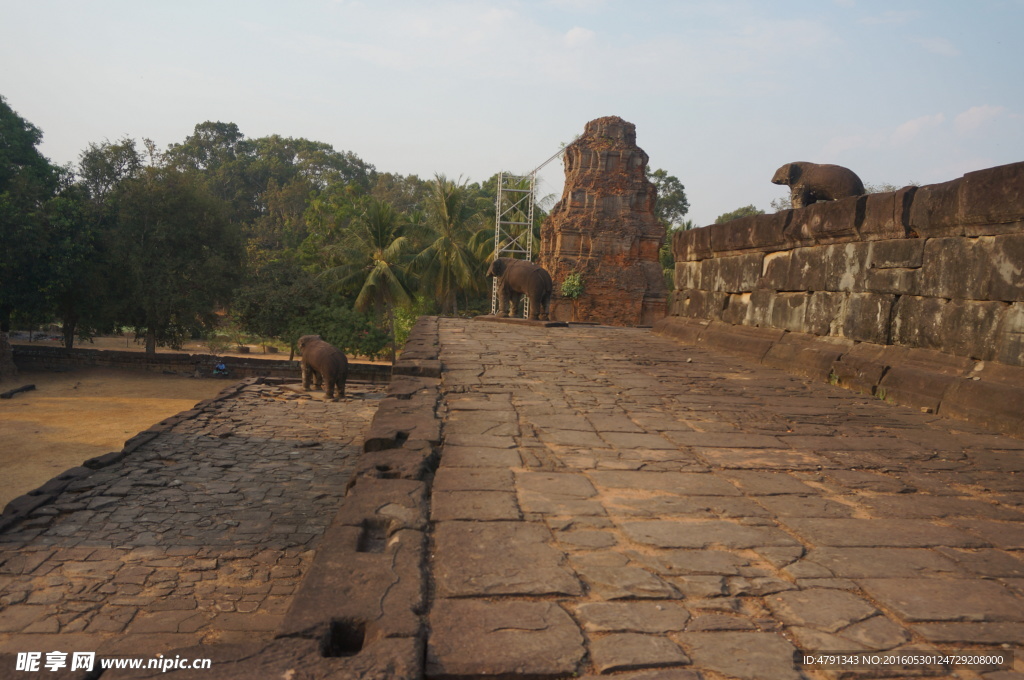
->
[660,161,1024,436]
[671,161,1024,365]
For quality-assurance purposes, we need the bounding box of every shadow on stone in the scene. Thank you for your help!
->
[320,618,367,658]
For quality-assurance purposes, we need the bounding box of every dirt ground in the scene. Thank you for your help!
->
[0,368,229,509]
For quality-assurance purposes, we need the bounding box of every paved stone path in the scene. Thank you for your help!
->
[426,319,1024,679]
[0,382,381,658]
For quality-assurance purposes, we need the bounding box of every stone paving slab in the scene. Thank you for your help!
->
[426,599,584,678]
[425,318,1024,679]
[0,382,382,662]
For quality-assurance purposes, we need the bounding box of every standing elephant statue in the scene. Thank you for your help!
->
[486,257,553,321]
[297,335,349,400]
[771,161,865,209]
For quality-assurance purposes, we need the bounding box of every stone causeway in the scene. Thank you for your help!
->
[1,316,1022,679]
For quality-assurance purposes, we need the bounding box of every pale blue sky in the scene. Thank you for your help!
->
[3,0,1022,226]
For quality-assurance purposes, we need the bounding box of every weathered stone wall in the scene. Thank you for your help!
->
[670,161,1024,363]
[659,161,1024,436]
[539,116,667,326]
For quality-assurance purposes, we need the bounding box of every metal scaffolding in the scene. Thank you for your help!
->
[490,147,566,316]
[491,172,536,316]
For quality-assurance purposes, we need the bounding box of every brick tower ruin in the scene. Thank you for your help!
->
[539,116,667,326]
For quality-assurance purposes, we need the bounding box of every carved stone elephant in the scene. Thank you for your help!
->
[486,257,553,321]
[297,335,348,399]
[771,162,865,209]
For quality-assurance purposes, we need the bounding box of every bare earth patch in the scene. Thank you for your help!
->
[0,368,229,508]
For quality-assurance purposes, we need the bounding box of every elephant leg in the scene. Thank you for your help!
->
[325,377,336,399]
[496,289,509,317]
[527,294,540,321]
[302,363,311,391]
[539,295,550,321]
[312,369,324,390]
[509,292,522,317]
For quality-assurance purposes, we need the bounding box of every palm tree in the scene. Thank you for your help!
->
[412,175,484,316]
[320,197,413,357]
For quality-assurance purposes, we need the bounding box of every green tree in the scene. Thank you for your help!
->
[715,205,764,224]
[0,95,59,331]
[111,167,242,353]
[42,138,149,347]
[326,198,414,315]
[647,167,690,228]
[231,255,321,346]
[287,303,391,361]
[164,121,258,225]
[412,175,483,316]
[44,173,115,348]
[78,137,142,204]
[371,172,430,215]
[318,197,415,358]
[165,121,247,172]
[250,134,375,195]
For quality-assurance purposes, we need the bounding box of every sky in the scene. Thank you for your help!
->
[3,0,1023,227]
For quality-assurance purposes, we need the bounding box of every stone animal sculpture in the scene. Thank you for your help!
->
[771,162,865,209]
[486,257,553,321]
[297,335,348,399]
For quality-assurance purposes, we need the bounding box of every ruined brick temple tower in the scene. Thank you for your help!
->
[539,116,667,326]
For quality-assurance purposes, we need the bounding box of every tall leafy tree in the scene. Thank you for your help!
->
[371,172,430,215]
[39,138,149,347]
[647,167,690,228]
[110,166,242,352]
[317,197,415,358]
[78,137,143,204]
[231,254,320,346]
[327,198,414,316]
[164,122,268,230]
[0,95,58,331]
[412,175,483,316]
[45,172,114,348]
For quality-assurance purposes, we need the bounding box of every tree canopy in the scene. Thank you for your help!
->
[0,95,59,331]
[0,102,586,358]
[647,167,690,228]
[715,204,764,223]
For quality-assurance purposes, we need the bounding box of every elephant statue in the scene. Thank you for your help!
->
[771,162,865,209]
[486,257,553,321]
[297,335,348,399]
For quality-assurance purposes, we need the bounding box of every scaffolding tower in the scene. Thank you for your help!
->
[491,172,536,316]
[490,147,566,317]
